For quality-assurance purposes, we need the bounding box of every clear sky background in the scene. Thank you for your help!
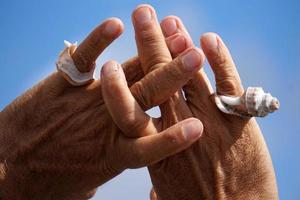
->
[0,0,299,199]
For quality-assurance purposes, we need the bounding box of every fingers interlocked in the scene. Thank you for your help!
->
[101,60,203,167]
[54,7,205,168]
[101,48,204,137]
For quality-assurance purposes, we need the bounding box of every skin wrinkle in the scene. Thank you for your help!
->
[145,55,170,73]
[1,6,278,199]
[0,16,146,199]
[2,58,198,199]
[216,123,268,199]
[131,81,152,111]
[146,16,278,198]
[4,104,72,162]
[2,109,118,198]
[152,70,272,198]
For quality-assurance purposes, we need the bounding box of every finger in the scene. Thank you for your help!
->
[161,16,194,57]
[72,18,124,72]
[161,15,192,39]
[165,33,189,57]
[125,118,203,168]
[150,188,158,200]
[161,16,214,104]
[201,32,244,96]
[121,16,196,88]
[132,4,172,73]
[130,47,205,110]
[132,5,192,121]
[101,60,156,138]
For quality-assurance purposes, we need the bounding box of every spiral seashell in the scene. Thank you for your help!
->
[215,87,280,118]
[56,40,95,86]
[244,87,279,117]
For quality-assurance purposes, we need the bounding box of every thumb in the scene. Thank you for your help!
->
[124,118,203,168]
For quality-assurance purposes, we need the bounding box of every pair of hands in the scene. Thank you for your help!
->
[0,4,278,200]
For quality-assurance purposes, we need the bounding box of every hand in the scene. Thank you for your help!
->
[105,5,278,199]
[0,17,204,200]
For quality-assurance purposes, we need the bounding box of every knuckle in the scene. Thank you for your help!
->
[138,31,170,72]
[214,51,229,67]
[132,65,184,110]
[131,81,152,110]
[139,29,158,44]
[216,77,240,95]
[73,50,95,72]
[213,57,243,95]
[146,54,170,73]
[168,62,185,80]
[120,109,147,136]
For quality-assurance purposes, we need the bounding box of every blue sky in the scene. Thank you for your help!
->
[0,0,299,199]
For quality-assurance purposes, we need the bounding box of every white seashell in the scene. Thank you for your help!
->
[56,40,94,86]
[215,87,280,118]
[244,87,279,117]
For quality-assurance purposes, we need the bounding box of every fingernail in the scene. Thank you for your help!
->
[162,18,177,36]
[182,121,202,141]
[181,48,202,71]
[170,35,186,54]
[134,6,152,25]
[202,33,219,52]
[101,61,120,77]
[105,20,121,35]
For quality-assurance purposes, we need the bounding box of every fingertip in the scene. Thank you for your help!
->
[72,18,124,73]
[200,32,220,52]
[181,118,203,141]
[180,47,205,72]
[104,17,124,37]
[132,4,155,25]
[161,16,178,37]
[161,15,189,37]
[101,60,121,78]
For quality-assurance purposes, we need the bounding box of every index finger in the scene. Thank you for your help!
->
[72,18,124,72]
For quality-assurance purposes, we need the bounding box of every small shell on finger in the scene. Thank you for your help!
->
[56,40,95,86]
[215,87,280,118]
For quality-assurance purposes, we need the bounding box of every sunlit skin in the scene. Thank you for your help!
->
[0,17,204,199]
[0,4,278,200]
[102,5,278,200]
